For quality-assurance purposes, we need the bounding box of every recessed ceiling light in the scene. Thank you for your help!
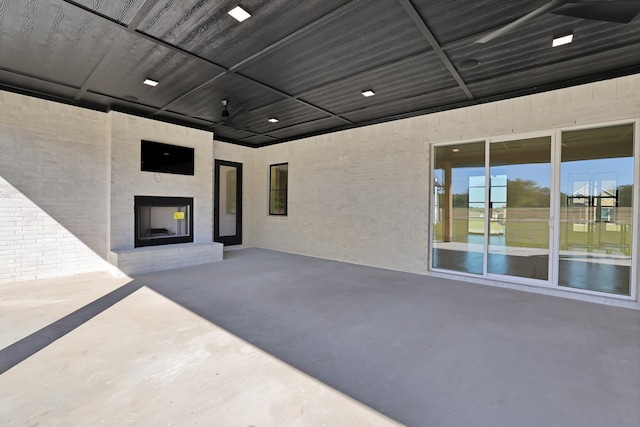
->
[452,148,460,153]
[228,6,251,22]
[268,118,279,123]
[362,90,375,97]
[552,33,573,48]
[143,78,159,87]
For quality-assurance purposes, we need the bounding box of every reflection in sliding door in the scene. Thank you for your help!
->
[432,142,485,274]
[559,124,634,295]
[488,137,551,281]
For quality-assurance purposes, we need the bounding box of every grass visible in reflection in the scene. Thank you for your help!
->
[433,208,632,254]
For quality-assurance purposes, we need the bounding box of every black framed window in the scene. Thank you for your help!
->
[269,163,288,215]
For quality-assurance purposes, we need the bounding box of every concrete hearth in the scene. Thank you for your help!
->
[108,242,223,275]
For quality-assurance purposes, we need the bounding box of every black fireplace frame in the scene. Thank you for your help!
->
[134,196,194,248]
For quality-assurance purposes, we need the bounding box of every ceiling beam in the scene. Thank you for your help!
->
[212,124,265,139]
[67,0,217,102]
[0,67,79,90]
[293,50,432,98]
[153,70,353,125]
[263,116,352,139]
[441,28,502,51]
[25,0,637,148]
[234,72,354,125]
[239,134,280,143]
[224,49,439,122]
[3,60,639,148]
[153,1,370,123]
[73,32,127,101]
[335,83,463,115]
[127,0,160,29]
[396,0,474,100]
[150,72,228,116]
[61,0,227,75]
[63,0,354,127]
[61,0,124,26]
[271,63,640,146]
[464,38,640,85]
[229,0,369,72]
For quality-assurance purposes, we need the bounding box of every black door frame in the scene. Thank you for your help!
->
[214,159,242,246]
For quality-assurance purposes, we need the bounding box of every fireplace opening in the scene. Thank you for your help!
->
[134,196,194,247]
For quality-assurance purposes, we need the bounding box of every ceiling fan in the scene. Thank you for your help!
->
[215,99,248,131]
[475,0,640,44]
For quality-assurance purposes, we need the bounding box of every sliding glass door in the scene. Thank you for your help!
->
[488,137,551,281]
[558,124,634,295]
[431,122,636,297]
[432,142,485,275]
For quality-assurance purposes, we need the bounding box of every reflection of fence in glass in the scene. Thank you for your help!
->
[562,169,632,255]
[559,123,634,295]
[466,175,508,235]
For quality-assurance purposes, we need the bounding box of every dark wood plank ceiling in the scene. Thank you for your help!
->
[1,0,639,147]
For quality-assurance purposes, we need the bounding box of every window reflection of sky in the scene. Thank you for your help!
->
[562,157,634,193]
[436,158,633,196]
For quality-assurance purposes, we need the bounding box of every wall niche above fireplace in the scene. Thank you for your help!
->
[134,196,194,247]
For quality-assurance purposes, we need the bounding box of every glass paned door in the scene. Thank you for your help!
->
[431,123,636,297]
[432,142,485,274]
[214,160,243,246]
[488,137,552,281]
[559,124,634,295]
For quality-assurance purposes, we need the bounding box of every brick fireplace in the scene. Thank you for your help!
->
[107,113,223,276]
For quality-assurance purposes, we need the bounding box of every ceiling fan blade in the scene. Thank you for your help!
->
[551,1,640,24]
[476,0,567,44]
[217,107,248,130]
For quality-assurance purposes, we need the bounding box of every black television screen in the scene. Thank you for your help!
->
[141,140,195,176]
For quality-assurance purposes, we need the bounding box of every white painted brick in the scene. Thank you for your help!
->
[109,112,214,251]
[2,74,640,309]
[0,92,114,284]
[231,75,640,309]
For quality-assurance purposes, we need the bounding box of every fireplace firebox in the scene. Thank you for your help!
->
[134,196,194,247]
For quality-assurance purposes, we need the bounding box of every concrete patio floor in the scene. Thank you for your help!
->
[1,248,639,426]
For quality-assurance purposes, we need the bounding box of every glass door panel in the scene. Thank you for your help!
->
[559,124,634,295]
[432,142,485,274]
[219,165,237,237]
[214,160,243,246]
[488,137,551,281]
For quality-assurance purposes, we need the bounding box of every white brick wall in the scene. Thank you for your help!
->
[0,92,116,283]
[106,113,224,273]
[252,123,430,274]
[109,113,214,250]
[244,75,640,308]
[0,91,222,283]
[2,74,639,308]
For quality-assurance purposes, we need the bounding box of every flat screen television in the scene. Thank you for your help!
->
[141,140,195,175]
